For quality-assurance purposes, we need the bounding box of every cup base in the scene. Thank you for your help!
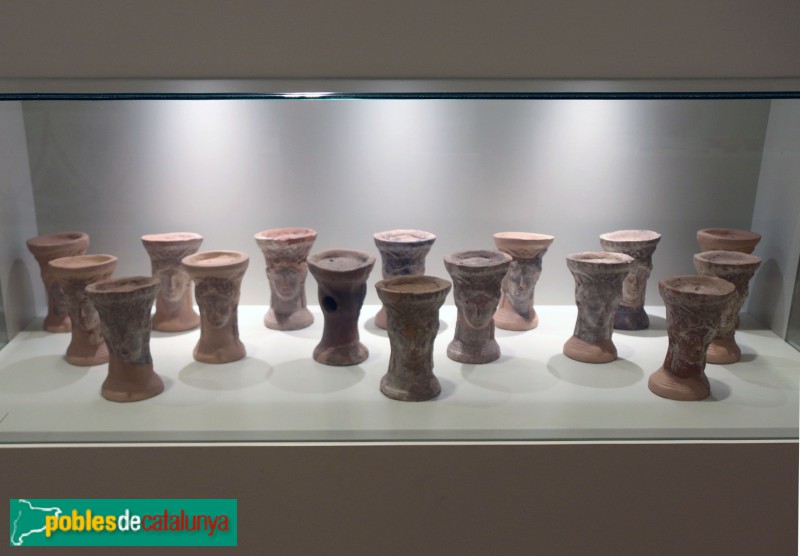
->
[152,313,200,333]
[648,367,710,401]
[380,373,440,402]
[447,339,501,364]
[563,335,617,364]
[613,305,650,331]
[264,308,314,331]
[101,365,165,403]
[494,308,538,331]
[193,342,246,364]
[313,342,369,366]
[706,337,742,365]
[65,343,109,366]
[44,314,71,333]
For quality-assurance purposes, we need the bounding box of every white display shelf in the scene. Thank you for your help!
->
[0,304,796,443]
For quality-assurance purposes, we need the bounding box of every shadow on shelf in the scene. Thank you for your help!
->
[461,358,558,394]
[268,358,365,394]
[178,359,272,391]
[546,354,644,388]
[0,355,89,394]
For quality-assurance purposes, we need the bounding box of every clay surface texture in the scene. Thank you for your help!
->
[648,275,735,401]
[696,227,761,254]
[493,232,554,331]
[372,229,436,329]
[376,275,451,401]
[47,254,117,366]
[563,252,634,364]
[86,276,164,402]
[308,249,375,366]
[599,229,661,330]
[182,251,249,364]
[444,250,511,364]
[141,232,203,332]
[254,227,317,331]
[26,231,90,332]
[694,250,762,364]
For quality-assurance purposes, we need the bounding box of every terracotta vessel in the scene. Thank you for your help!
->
[492,232,554,331]
[694,250,762,364]
[376,275,451,402]
[26,231,90,332]
[307,249,375,366]
[48,254,117,365]
[599,229,662,330]
[563,252,634,363]
[648,275,735,400]
[141,232,203,332]
[182,251,249,364]
[254,227,317,330]
[85,276,164,402]
[696,227,761,254]
[372,229,436,329]
[444,250,511,364]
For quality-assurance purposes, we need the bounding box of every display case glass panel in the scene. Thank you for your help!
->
[0,81,798,443]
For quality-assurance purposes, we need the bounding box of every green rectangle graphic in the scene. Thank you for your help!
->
[10,498,237,547]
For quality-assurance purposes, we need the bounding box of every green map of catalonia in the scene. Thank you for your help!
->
[10,499,62,546]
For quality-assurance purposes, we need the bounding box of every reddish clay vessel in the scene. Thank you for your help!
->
[696,227,761,254]
[48,254,117,365]
[86,276,164,402]
[376,275,451,401]
[307,249,375,366]
[141,232,203,332]
[444,250,511,364]
[182,251,249,364]
[372,229,436,329]
[26,231,90,332]
[693,250,762,364]
[254,227,317,330]
[599,229,661,330]
[563,252,634,363]
[648,275,735,401]
[492,232,554,331]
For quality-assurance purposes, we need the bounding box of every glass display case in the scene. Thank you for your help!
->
[1,80,798,444]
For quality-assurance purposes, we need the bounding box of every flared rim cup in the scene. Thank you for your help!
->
[254,227,317,245]
[26,231,89,257]
[375,275,452,305]
[182,250,249,278]
[693,250,762,270]
[48,254,117,277]
[658,275,735,300]
[373,229,436,246]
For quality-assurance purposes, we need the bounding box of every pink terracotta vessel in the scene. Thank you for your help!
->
[696,227,761,254]
[372,229,436,329]
[307,249,375,366]
[563,252,634,364]
[26,231,90,332]
[694,250,762,364]
[648,275,735,401]
[85,276,164,402]
[599,229,661,330]
[141,232,203,332]
[492,232,554,331]
[254,227,317,331]
[376,275,451,402]
[182,251,249,364]
[48,254,117,365]
[444,250,511,364]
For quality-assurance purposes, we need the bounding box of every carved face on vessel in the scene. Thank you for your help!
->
[504,260,537,312]
[195,277,239,328]
[453,276,499,330]
[154,264,191,304]
[267,263,306,301]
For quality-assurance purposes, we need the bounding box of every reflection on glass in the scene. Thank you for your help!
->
[0,281,7,349]
[786,256,800,352]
